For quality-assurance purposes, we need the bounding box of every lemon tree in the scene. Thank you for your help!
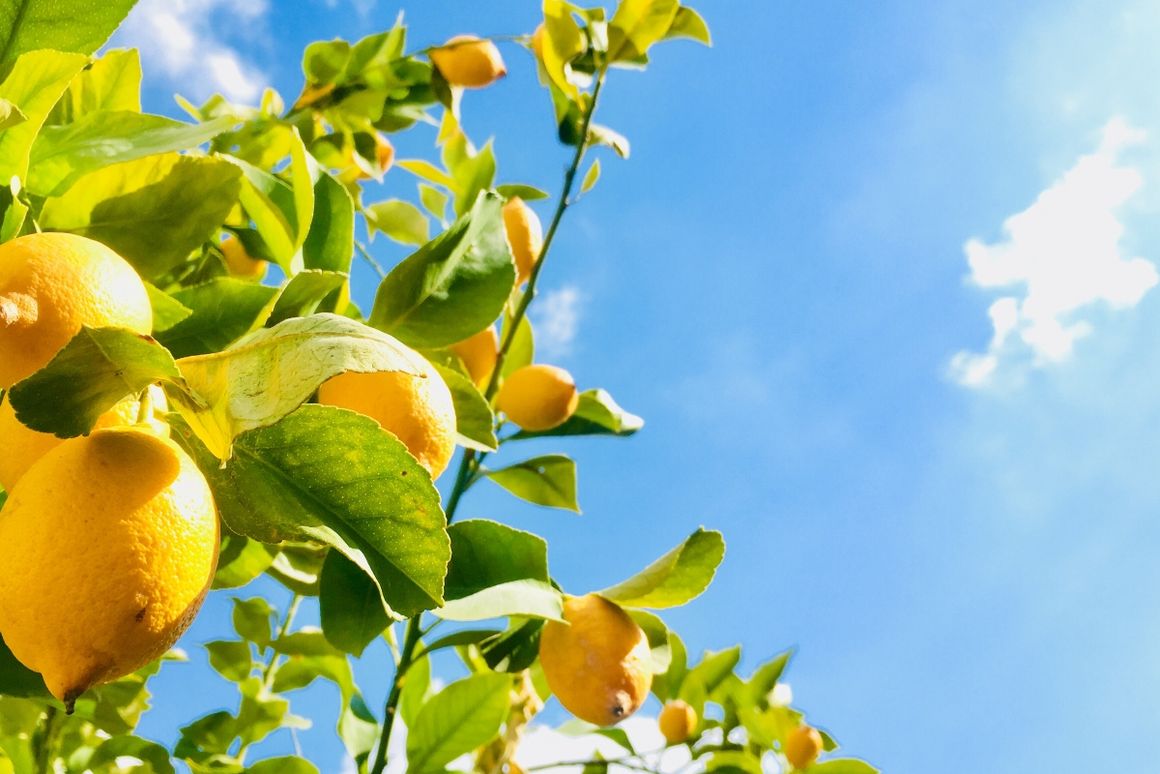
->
[0,2,879,773]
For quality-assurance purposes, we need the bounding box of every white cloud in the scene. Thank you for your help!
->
[115,0,268,102]
[949,117,1156,387]
[531,285,583,356]
[515,716,691,773]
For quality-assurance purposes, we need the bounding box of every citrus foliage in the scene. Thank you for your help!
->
[0,1,877,772]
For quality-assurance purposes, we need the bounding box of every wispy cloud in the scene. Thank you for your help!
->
[115,0,268,102]
[532,285,583,357]
[949,117,1156,387]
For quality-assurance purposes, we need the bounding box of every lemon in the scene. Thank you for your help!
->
[219,235,268,281]
[450,326,499,389]
[317,359,457,479]
[539,594,652,726]
[503,197,543,285]
[0,427,219,708]
[0,385,169,491]
[374,133,395,174]
[658,699,697,744]
[785,725,824,770]
[0,232,152,389]
[430,35,507,88]
[496,364,579,431]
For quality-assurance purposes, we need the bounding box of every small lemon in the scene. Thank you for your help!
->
[0,427,219,709]
[503,197,543,285]
[219,236,268,281]
[430,35,507,88]
[450,326,499,389]
[496,364,579,431]
[539,594,652,726]
[658,699,697,744]
[0,232,152,389]
[785,725,824,770]
[317,359,457,478]
[0,385,169,491]
[374,133,395,174]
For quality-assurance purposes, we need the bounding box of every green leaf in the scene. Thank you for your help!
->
[399,651,432,728]
[267,544,326,596]
[405,673,511,773]
[807,760,879,774]
[303,39,351,84]
[580,159,601,194]
[434,579,564,622]
[656,630,687,702]
[397,158,456,189]
[39,153,242,279]
[144,282,194,334]
[627,609,672,673]
[432,362,496,452]
[608,0,680,61]
[213,533,278,589]
[444,519,550,599]
[169,313,427,460]
[157,277,279,358]
[0,635,47,699]
[706,750,763,774]
[747,649,792,707]
[28,112,237,196]
[246,758,320,774]
[0,97,24,130]
[500,313,534,380]
[228,155,299,273]
[509,389,642,440]
[664,6,712,45]
[418,628,503,659]
[236,677,306,748]
[303,170,355,274]
[49,48,142,123]
[557,719,636,753]
[495,183,549,201]
[418,183,448,223]
[541,0,586,101]
[319,550,390,656]
[0,0,137,72]
[598,528,724,609]
[7,326,186,437]
[479,618,544,672]
[268,270,348,325]
[205,640,253,682]
[484,454,579,511]
[233,597,276,645]
[0,50,87,238]
[88,736,177,774]
[684,646,741,700]
[174,406,449,617]
[369,191,516,349]
[365,198,430,245]
[588,123,631,158]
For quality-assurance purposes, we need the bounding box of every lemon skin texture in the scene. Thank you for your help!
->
[785,725,824,770]
[219,236,268,281]
[496,364,579,431]
[430,35,507,88]
[450,326,499,389]
[503,197,543,285]
[539,594,653,726]
[0,385,169,491]
[0,232,152,389]
[0,427,219,707]
[658,699,698,744]
[317,362,457,479]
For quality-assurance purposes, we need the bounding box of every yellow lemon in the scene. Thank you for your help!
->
[450,326,499,389]
[0,232,152,389]
[374,133,395,174]
[219,236,268,281]
[0,385,169,491]
[658,699,697,744]
[0,427,219,709]
[430,35,507,88]
[503,197,543,285]
[317,360,457,479]
[539,594,652,726]
[785,725,824,770]
[496,364,579,431]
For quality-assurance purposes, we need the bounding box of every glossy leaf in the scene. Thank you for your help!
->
[0,0,136,71]
[508,388,642,440]
[365,198,430,245]
[405,673,511,773]
[444,519,550,599]
[808,760,879,774]
[144,282,194,334]
[319,550,390,656]
[608,0,680,61]
[158,277,279,358]
[303,170,355,273]
[664,6,712,45]
[599,528,724,609]
[484,454,579,511]
[268,270,348,325]
[433,362,497,452]
[434,579,564,622]
[0,635,47,699]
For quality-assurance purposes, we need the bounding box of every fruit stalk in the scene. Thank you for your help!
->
[368,68,608,774]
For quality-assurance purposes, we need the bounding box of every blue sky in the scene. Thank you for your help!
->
[109,1,1160,771]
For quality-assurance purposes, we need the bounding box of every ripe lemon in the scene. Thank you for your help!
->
[430,35,507,88]
[503,197,543,285]
[219,236,267,281]
[539,594,652,726]
[785,724,824,770]
[658,699,697,744]
[0,427,219,708]
[0,232,152,389]
[374,133,395,174]
[450,326,499,389]
[317,359,457,479]
[0,385,169,491]
[496,364,579,431]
